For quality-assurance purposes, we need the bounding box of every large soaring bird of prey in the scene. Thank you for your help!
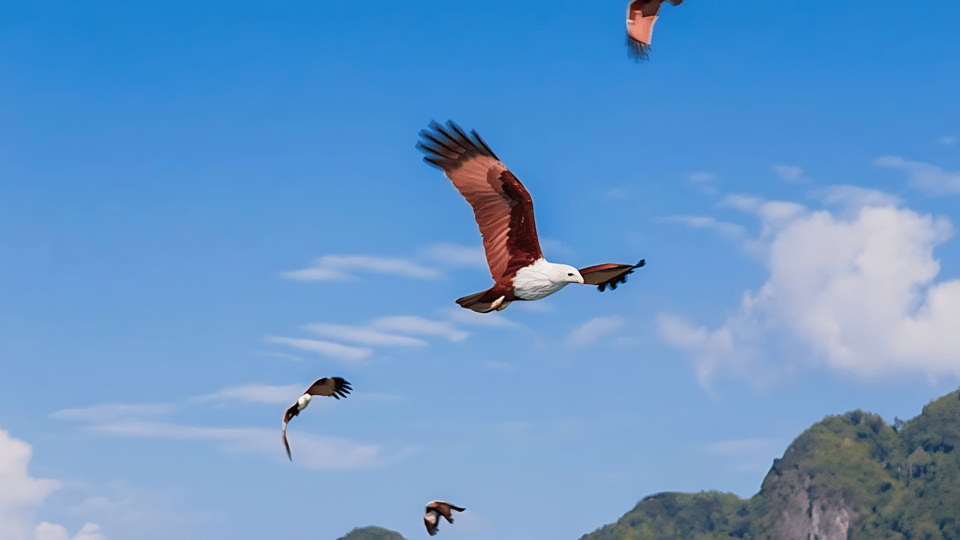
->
[282,377,352,461]
[424,500,465,536]
[417,120,645,313]
[626,0,684,62]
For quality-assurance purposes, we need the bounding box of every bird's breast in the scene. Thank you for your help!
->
[512,259,570,300]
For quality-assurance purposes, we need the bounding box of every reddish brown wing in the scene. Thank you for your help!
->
[626,0,683,61]
[579,260,645,291]
[305,377,352,399]
[418,121,543,283]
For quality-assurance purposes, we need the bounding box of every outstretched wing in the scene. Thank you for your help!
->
[418,120,543,283]
[432,501,465,522]
[579,260,645,291]
[306,377,352,399]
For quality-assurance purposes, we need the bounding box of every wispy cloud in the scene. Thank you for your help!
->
[51,403,176,423]
[89,421,393,470]
[772,164,805,182]
[817,185,901,211]
[369,316,469,342]
[281,255,440,281]
[660,215,746,241]
[567,316,625,346]
[264,336,372,362]
[941,135,957,146]
[36,522,107,540]
[196,384,303,405]
[304,323,429,347]
[874,156,960,194]
[281,243,489,282]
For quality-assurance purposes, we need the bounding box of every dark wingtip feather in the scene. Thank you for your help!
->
[417,119,497,172]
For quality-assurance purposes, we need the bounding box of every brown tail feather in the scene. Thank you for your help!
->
[455,290,498,313]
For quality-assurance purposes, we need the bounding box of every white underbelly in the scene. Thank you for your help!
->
[513,259,571,300]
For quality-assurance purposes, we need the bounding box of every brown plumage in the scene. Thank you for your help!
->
[424,500,465,536]
[626,0,684,62]
[282,377,352,461]
[417,120,646,313]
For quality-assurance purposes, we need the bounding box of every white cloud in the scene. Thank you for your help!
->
[369,316,469,342]
[660,215,746,241]
[304,323,428,347]
[197,384,303,405]
[281,255,440,281]
[295,316,468,353]
[264,336,372,362]
[567,316,625,346]
[88,422,392,470]
[941,135,956,146]
[659,194,960,386]
[50,404,175,423]
[773,164,805,182]
[874,156,960,194]
[0,427,105,540]
[818,185,901,211]
[35,523,106,540]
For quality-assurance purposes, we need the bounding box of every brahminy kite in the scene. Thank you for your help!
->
[424,500,465,536]
[282,377,352,461]
[626,0,684,62]
[417,120,645,313]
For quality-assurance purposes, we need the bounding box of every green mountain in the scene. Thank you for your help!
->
[578,389,960,540]
[336,526,407,540]
[341,389,960,540]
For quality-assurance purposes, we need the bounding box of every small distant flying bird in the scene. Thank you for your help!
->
[282,377,352,461]
[626,0,684,62]
[424,500,465,536]
[417,120,645,313]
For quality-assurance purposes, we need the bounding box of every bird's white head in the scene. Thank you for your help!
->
[556,264,584,285]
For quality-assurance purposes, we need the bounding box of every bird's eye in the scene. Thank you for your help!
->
[568,273,574,276]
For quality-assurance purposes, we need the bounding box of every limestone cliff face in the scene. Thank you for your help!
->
[758,466,856,540]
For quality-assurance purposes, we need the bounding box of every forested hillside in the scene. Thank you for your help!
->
[337,526,407,540]
[578,389,960,540]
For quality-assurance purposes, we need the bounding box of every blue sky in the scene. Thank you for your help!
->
[1,1,959,539]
